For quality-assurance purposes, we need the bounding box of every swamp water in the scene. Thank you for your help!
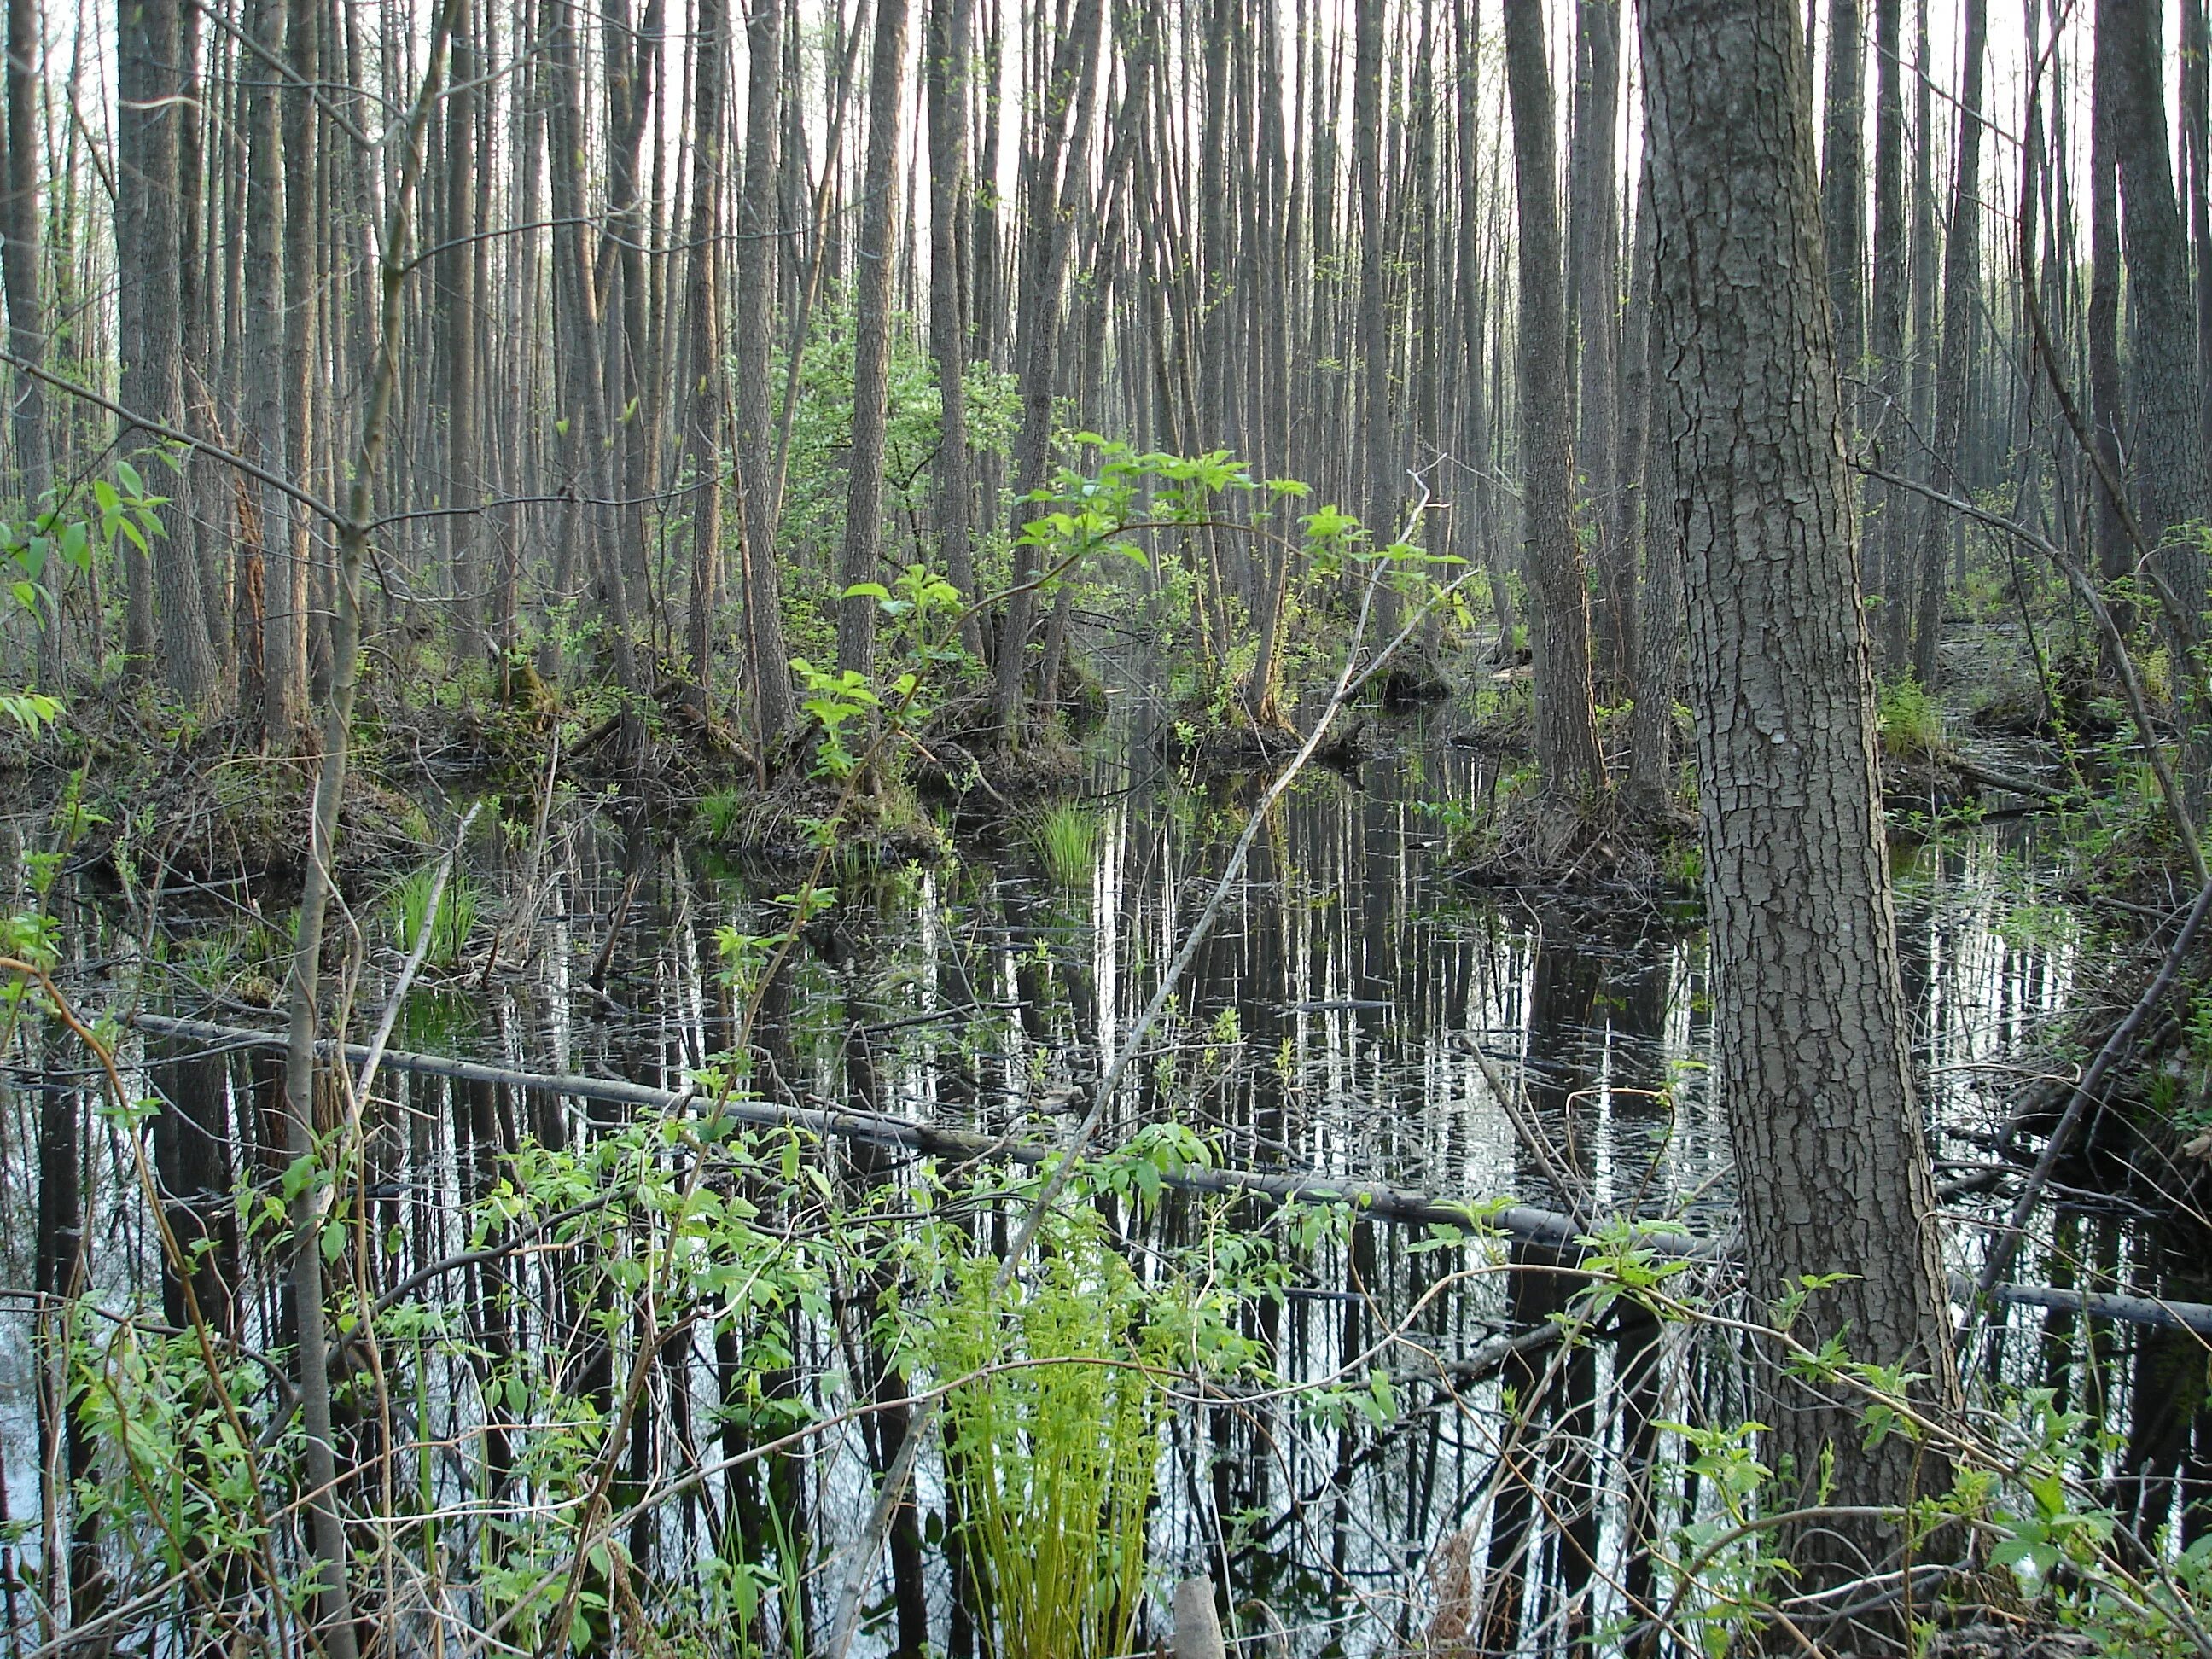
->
[5,712,2202,1656]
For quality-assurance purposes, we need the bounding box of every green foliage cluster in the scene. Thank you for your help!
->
[386,862,481,968]
[911,1198,1179,1659]
[1025,800,1100,889]
[1877,674,1944,759]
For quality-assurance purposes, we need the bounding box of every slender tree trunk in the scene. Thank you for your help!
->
[117,0,217,704]
[1866,0,1906,612]
[736,0,799,748]
[1354,0,1393,563]
[835,0,911,679]
[1454,0,1514,652]
[924,0,985,662]
[1906,0,1983,686]
[2186,0,2212,452]
[2089,0,2133,653]
[1626,144,1681,815]
[1570,0,1624,693]
[282,18,456,1656]
[990,0,1103,746]
[239,0,287,747]
[546,0,645,713]
[1824,0,1867,612]
[444,0,482,643]
[1504,0,1604,800]
[602,0,661,616]
[681,0,729,718]
[3,0,53,685]
[1643,0,1962,1630]
[271,0,317,747]
[1888,0,1935,672]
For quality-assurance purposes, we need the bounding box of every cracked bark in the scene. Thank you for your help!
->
[1644,0,1963,1627]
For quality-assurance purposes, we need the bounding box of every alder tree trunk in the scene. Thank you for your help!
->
[2089,2,2133,655]
[835,0,911,680]
[116,0,218,705]
[924,0,986,663]
[736,0,799,748]
[1570,0,1625,695]
[2106,0,2212,804]
[1504,0,1604,801]
[1865,0,1906,614]
[1644,0,1964,1627]
[680,0,728,717]
[3,0,52,685]
[1908,0,1982,686]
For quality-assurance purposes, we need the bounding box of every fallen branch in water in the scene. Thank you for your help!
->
[125,1011,2212,1334]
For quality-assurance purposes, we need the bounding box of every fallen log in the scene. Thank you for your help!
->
[129,1011,2212,1333]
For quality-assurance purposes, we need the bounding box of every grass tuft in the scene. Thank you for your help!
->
[1027,802,1100,890]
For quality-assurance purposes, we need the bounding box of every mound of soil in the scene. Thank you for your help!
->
[1449,789,1699,899]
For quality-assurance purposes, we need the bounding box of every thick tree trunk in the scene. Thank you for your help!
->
[1504,0,1604,800]
[2106,0,2212,802]
[1644,0,1962,1628]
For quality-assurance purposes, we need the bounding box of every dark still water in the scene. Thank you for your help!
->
[10,713,2196,1657]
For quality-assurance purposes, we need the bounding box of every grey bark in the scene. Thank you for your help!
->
[924,0,985,662]
[2106,0,2212,802]
[3,0,52,685]
[681,0,728,716]
[736,0,798,747]
[2089,0,2133,652]
[117,0,217,703]
[442,0,481,642]
[1504,0,1604,799]
[240,0,287,742]
[990,0,1103,745]
[1570,0,1625,694]
[1866,0,1906,610]
[835,0,911,679]
[271,0,317,746]
[1643,0,1962,1616]
[1907,0,1983,686]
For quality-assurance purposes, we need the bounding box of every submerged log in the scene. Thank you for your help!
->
[130,1012,2212,1333]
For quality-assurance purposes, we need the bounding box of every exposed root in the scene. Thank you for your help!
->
[1449,787,1698,898]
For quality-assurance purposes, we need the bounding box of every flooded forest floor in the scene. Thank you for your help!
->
[1,615,2209,1656]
